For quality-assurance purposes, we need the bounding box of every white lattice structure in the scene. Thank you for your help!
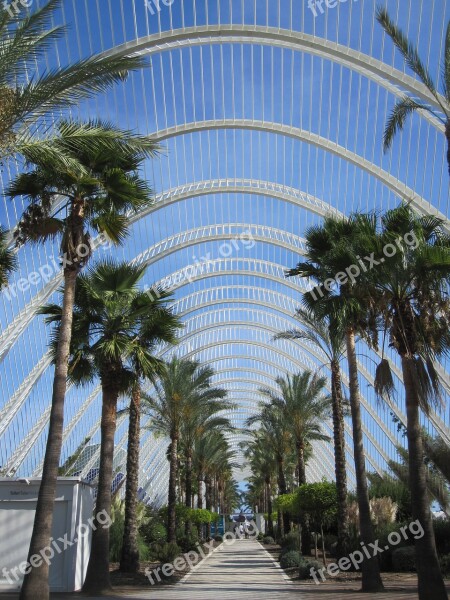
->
[0,0,449,506]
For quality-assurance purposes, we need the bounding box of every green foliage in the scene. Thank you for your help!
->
[177,531,200,553]
[186,508,215,525]
[262,536,275,544]
[152,542,182,564]
[298,558,322,580]
[275,493,297,514]
[280,550,301,569]
[439,554,450,575]
[257,532,264,541]
[214,535,223,542]
[392,546,416,572]
[433,519,450,556]
[280,531,300,552]
[140,518,167,546]
[295,481,338,528]
[368,471,412,522]
[375,522,411,572]
[108,499,149,562]
[263,511,277,522]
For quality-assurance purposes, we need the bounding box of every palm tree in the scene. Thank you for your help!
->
[10,123,157,600]
[40,260,179,594]
[260,371,331,486]
[275,309,350,557]
[142,358,228,543]
[242,433,278,537]
[120,292,182,573]
[180,401,233,536]
[376,8,450,175]
[287,214,384,592]
[0,0,146,163]
[0,226,17,289]
[246,403,295,537]
[370,204,450,600]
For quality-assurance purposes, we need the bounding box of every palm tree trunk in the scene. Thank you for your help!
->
[346,328,384,592]
[446,120,450,176]
[330,357,350,558]
[120,383,141,573]
[401,356,448,600]
[83,377,119,594]
[19,268,78,600]
[167,435,178,543]
[197,476,203,538]
[266,480,274,537]
[185,448,193,536]
[277,458,290,534]
[297,441,306,486]
[205,475,212,539]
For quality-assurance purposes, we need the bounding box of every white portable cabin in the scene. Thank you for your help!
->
[0,477,94,592]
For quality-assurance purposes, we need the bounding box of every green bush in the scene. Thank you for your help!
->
[392,546,416,572]
[153,542,182,564]
[376,522,410,571]
[263,536,275,544]
[433,520,450,556]
[439,554,450,575]
[298,559,322,580]
[140,520,167,545]
[280,550,301,569]
[324,534,338,551]
[214,535,223,542]
[257,532,264,541]
[280,531,300,552]
[178,531,199,553]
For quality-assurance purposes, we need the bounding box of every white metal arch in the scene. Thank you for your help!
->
[151,121,448,230]
[104,25,444,130]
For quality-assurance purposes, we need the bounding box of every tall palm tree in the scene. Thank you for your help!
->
[0,226,17,289]
[180,403,233,535]
[40,260,179,594]
[376,9,450,175]
[0,0,147,163]
[275,309,350,557]
[10,123,157,600]
[242,433,278,537]
[370,204,450,600]
[246,403,295,536]
[142,358,228,543]
[120,291,182,573]
[288,214,384,592]
[260,371,331,486]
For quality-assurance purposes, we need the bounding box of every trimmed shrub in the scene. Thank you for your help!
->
[280,531,300,552]
[392,546,416,572]
[257,532,264,541]
[178,532,199,553]
[263,536,275,544]
[214,535,223,542]
[298,559,322,580]
[280,550,301,569]
[154,541,182,564]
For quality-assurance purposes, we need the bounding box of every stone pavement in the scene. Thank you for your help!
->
[1,538,437,599]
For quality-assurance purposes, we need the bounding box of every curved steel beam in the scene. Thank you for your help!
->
[151,121,449,231]
[104,25,444,130]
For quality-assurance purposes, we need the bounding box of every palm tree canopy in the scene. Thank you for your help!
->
[142,357,229,441]
[259,371,331,448]
[0,0,148,160]
[7,120,158,252]
[0,226,17,288]
[39,260,181,388]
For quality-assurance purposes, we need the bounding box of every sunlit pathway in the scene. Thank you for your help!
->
[79,539,426,600]
[140,538,298,599]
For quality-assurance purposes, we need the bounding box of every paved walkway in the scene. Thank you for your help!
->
[84,539,424,599]
[151,538,297,599]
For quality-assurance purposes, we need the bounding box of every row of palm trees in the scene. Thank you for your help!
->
[243,370,331,544]
[0,3,449,600]
[0,1,163,598]
[244,206,449,600]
